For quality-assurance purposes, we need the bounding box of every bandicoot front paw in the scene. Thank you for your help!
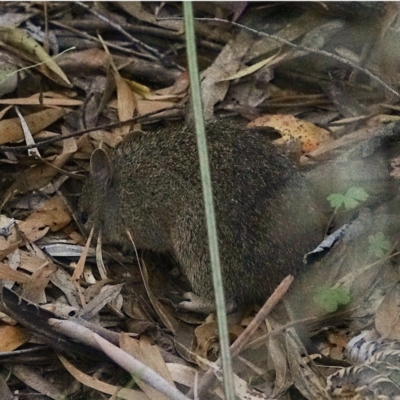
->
[178,292,236,314]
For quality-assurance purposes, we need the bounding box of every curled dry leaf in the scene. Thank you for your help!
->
[139,259,179,334]
[249,114,332,153]
[155,71,190,97]
[194,321,244,369]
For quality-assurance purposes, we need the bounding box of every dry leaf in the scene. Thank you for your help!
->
[89,129,122,148]
[114,73,137,136]
[61,47,108,69]
[0,95,82,106]
[155,71,190,96]
[137,99,177,116]
[0,61,18,97]
[0,261,30,283]
[0,323,31,351]
[249,114,332,152]
[21,262,57,303]
[375,283,400,340]
[58,354,150,400]
[194,321,244,369]
[72,227,93,286]
[0,108,66,145]
[0,27,70,85]
[219,52,285,81]
[126,237,179,334]
[19,249,51,273]
[17,219,49,243]
[166,363,197,388]
[28,195,71,232]
[118,2,183,32]
[120,334,174,400]
[125,79,151,96]
[201,30,255,119]
[12,364,69,400]
[5,137,76,197]
[17,195,71,244]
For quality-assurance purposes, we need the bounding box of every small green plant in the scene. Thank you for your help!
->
[313,286,351,312]
[368,232,391,259]
[327,187,369,210]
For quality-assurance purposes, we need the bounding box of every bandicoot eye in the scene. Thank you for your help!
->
[80,211,88,225]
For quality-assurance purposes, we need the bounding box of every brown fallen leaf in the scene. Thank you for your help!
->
[24,194,72,233]
[194,321,244,370]
[137,99,178,116]
[0,323,31,352]
[0,108,66,145]
[22,262,57,304]
[0,95,82,106]
[58,354,150,400]
[0,261,31,283]
[120,334,175,400]
[5,137,76,196]
[19,249,52,273]
[155,71,190,96]
[249,114,332,153]
[114,72,137,136]
[118,2,184,32]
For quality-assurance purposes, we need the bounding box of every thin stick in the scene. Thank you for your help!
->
[76,2,162,61]
[50,20,157,60]
[163,16,400,98]
[0,105,183,153]
[48,318,190,400]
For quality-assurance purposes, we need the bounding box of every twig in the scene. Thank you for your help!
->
[208,17,400,97]
[0,105,183,153]
[56,19,223,52]
[48,318,190,400]
[76,2,164,62]
[165,16,400,98]
[50,20,158,60]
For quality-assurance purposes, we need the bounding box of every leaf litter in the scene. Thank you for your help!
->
[0,2,400,400]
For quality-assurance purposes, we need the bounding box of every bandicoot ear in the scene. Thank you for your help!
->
[90,148,113,193]
[122,130,144,143]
